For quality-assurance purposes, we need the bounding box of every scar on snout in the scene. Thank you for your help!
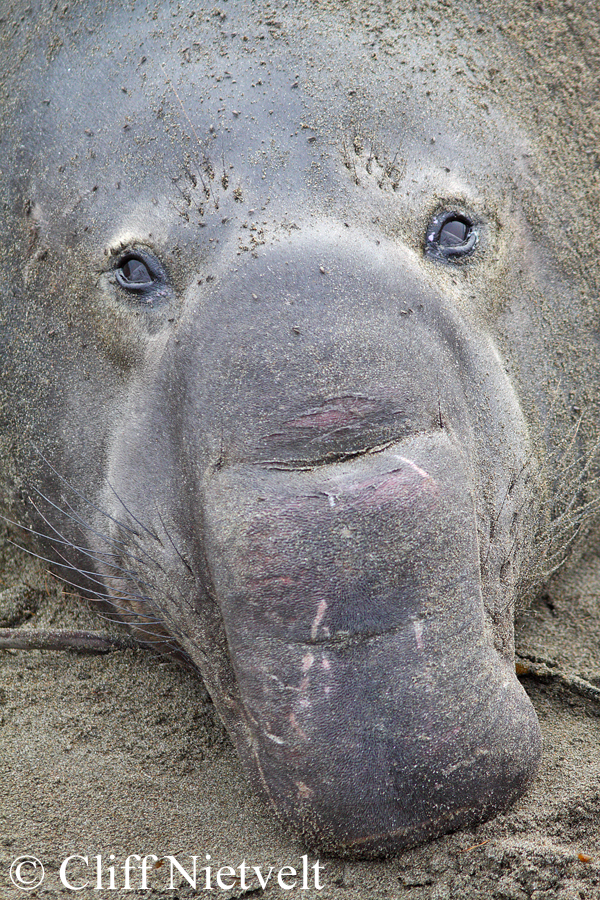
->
[289,711,308,741]
[310,599,328,640]
[394,455,434,482]
[296,781,313,799]
[414,620,424,651]
[302,652,315,673]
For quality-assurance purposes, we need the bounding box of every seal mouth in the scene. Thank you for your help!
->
[202,431,541,855]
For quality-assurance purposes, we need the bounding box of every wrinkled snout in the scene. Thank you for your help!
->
[203,433,541,855]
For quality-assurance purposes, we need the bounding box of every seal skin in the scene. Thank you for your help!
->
[0,0,598,856]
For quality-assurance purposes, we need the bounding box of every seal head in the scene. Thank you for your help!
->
[3,0,598,855]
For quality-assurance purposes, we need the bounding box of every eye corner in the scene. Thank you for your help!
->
[424,208,480,263]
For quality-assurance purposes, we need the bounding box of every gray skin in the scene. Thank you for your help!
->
[1,0,599,857]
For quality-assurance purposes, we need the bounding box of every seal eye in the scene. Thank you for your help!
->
[115,255,155,290]
[439,217,470,247]
[425,212,478,261]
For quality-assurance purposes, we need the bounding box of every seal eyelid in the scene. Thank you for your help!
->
[425,211,479,261]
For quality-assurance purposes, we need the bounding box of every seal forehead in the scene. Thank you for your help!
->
[24,0,524,204]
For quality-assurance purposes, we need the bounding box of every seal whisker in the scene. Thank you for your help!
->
[5,539,122,590]
[28,490,159,575]
[1,516,161,621]
[26,494,141,570]
[2,532,133,599]
[32,565,125,605]
[95,603,163,623]
[551,448,600,519]
[107,479,162,543]
[31,446,159,545]
[38,488,171,580]
[4,538,99,580]
[7,518,164,613]
[31,484,141,556]
[91,613,182,655]
[155,506,194,575]
[6,523,186,659]
[0,512,86,551]
[480,456,535,574]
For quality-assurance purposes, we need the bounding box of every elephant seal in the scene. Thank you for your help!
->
[0,0,598,857]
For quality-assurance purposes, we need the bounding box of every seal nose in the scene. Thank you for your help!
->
[202,433,541,856]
